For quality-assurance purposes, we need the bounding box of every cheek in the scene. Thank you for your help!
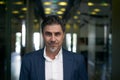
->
[61,37,64,42]
[59,37,64,43]
[43,36,49,43]
[44,38,50,43]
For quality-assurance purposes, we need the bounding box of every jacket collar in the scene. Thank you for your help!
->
[37,48,73,80]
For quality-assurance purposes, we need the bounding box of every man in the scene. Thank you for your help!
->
[19,15,88,80]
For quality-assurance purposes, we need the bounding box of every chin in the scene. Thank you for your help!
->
[49,47,58,53]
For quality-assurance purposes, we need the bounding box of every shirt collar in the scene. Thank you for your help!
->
[43,47,63,62]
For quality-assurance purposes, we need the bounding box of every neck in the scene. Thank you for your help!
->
[46,47,61,60]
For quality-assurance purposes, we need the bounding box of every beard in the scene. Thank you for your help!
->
[49,47,57,53]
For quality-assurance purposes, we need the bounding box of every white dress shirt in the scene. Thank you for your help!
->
[44,48,63,80]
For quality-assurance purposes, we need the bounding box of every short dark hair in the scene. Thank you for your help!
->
[41,15,65,33]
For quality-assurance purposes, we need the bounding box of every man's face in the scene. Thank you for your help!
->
[42,24,65,53]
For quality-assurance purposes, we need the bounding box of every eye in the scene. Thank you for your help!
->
[55,32,61,36]
[45,32,52,36]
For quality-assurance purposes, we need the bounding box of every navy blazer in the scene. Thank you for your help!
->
[19,48,88,80]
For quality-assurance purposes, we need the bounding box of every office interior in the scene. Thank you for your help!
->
[0,0,112,80]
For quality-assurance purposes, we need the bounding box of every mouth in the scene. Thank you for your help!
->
[49,43,57,46]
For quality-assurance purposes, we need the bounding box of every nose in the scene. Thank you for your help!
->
[50,35,56,41]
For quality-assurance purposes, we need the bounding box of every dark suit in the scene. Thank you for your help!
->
[19,48,88,80]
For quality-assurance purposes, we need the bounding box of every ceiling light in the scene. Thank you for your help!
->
[12,11,19,14]
[45,8,51,11]
[58,2,67,6]
[56,11,63,14]
[45,11,51,14]
[88,2,94,6]
[91,12,97,15]
[73,16,78,19]
[60,8,66,11]
[59,16,62,19]
[0,1,5,4]
[34,19,38,23]
[19,15,24,18]
[66,24,70,29]
[13,1,23,5]
[77,11,80,14]
[22,7,27,11]
[94,8,100,12]
[101,3,109,6]
[43,2,52,5]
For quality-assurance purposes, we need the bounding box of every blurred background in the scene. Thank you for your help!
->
[0,0,112,80]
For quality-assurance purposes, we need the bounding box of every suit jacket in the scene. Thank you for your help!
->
[19,48,88,80]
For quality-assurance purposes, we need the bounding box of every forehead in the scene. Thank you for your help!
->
[43,24,63,32]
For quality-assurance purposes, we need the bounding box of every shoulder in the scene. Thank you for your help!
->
[22,48,44,60]
[63,48,83,56]
[63,48,84,60]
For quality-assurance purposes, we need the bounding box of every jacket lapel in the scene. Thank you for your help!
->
[63,49,73,80]
[36,49,45,80]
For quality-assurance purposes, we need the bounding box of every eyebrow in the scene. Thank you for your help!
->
[44,31,61,35]
[45,31,51,35]
[55,32,61,35]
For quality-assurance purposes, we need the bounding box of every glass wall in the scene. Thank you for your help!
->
[2,0,42,80]
[64,1,112,80]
